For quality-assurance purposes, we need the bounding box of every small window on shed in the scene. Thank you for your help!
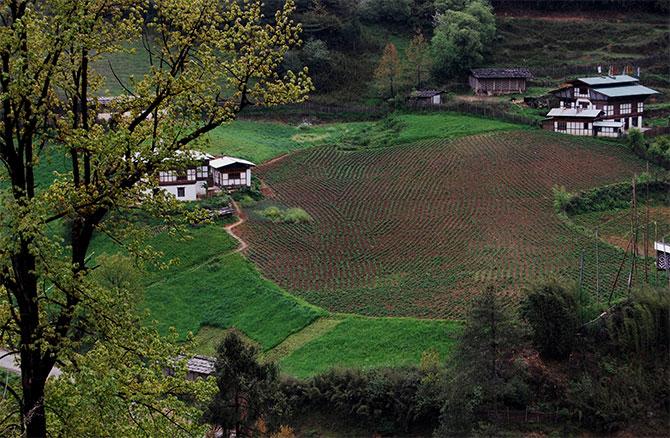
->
[228,172,241,179]
[557,121,567,131]
[177,187,185,197]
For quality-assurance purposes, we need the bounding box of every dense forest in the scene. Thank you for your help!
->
[251,0,670,103]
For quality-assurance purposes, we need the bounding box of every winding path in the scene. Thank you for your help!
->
[225,201,248,254]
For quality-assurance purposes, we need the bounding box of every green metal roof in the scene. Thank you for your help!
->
[577,75,639,86]
[592,84,660,97]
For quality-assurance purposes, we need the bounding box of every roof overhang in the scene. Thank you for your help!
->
[209,156,256,169]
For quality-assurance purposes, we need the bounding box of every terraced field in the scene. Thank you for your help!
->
[238,131,652,318]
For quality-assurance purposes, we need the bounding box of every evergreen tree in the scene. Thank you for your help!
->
[202,333,284,437]
[521,280,580,360]
[437,286,526,434]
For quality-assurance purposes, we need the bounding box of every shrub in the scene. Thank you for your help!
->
[281,367,441,434]
[552,184,572,213]
[197,192,231,210]
[626,128,646,152]
[260,206,284,222]
[282,208,312,224]
[258,206,312,224]
[521,280,580,360]
[239,195,256,208]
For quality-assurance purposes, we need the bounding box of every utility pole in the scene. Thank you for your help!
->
[629,176,638,293]
[644,168,650,284]
[596,227,600,304]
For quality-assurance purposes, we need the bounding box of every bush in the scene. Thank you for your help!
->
[260,206,284,222]
[283,208,312,224]
[562,179,670,216]
[521,280,580,360]
[281,367,442,434]
[626,128,646,152]
[258,206,312,224]
[197,192,231,210]
[238,195,256,208]
[552,184,572,213]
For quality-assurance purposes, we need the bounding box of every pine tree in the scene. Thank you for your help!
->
[374,43,401,98]
[438,286,526,433]
[202,333,284,437]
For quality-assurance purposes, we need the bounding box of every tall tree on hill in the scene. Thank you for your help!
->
[405,32,432,89]
[0,0,311,436]
[431,0,496,80]
[374,43,402,98]
[437,286,526,434]
[202,333,285,436]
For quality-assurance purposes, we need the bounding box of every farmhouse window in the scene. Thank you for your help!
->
[228,172,241,180]
[159,171,176,183]
[604,105,614,116]
[632,117,638,127]
[197,166,208,178]
[620,103,631,114]
[557,121,567,131]
[579,87,588,95]
[637,102,644,113]
[583,122,589,129]
[187,169,196,180]
[177,187,185,197]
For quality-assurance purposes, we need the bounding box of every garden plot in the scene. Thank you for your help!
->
[238,131,651,318]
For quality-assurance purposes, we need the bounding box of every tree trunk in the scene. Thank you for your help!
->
[22,354,48,438]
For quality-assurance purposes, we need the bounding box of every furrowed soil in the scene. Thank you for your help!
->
[238,131,653,318]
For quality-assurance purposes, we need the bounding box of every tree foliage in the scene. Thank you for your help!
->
[405,32,432,89]
[521,280,580,360]
[374,43,402,98]
[437,286,527,434]
[431,0,495,80]
[0,0,311,435]
[202,332,285,437]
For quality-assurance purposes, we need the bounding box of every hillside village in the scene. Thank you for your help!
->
[0,1,669,437]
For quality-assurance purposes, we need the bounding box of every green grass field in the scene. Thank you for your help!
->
[393,113,523,144]
[204,120,370,164]
[278,316,461,379]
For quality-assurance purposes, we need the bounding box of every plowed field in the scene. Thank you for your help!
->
[238,131,650,318]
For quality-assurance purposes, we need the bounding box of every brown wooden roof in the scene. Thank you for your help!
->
[470,68,533,79]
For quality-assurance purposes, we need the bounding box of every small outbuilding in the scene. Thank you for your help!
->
[407,89,444,106]
[469,68,533,95]
[655,241,670,270]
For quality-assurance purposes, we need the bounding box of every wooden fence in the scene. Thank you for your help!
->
[409,101,539,126]
[644,126,670,137]
[482,407,562,425]
[238,101,385,120]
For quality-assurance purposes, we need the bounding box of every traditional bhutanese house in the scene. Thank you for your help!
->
[654,241,670,271]
[408,89,444,106]
[542,105,607,137]
[548,74,659,135]
[209,156,255,190]
[468,68,533,95]
[158,150,214,201]
[158,152,255,201]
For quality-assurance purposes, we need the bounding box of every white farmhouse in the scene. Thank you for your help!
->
[158,152,255,201]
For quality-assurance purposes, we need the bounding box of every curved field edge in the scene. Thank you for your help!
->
[238,130,654,318]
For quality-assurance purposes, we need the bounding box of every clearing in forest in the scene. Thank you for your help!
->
[238,131,652,318]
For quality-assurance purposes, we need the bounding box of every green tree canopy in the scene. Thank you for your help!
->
[431,0,495,80]
[202,332,284,436]
[0,0,311,435]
